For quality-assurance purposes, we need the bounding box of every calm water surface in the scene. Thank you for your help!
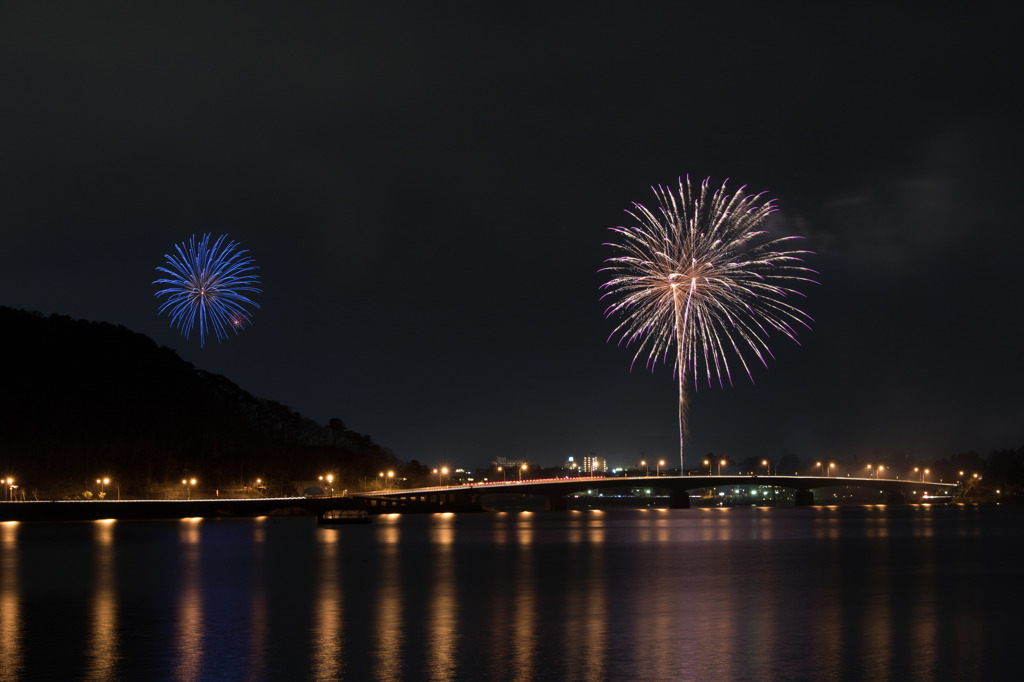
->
[1,504,1021,681]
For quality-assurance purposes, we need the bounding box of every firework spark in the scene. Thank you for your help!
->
[154,233,261,347]
[600,177,816,471]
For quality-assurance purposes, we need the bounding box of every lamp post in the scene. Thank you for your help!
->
[828,463,835,477]
[519,463,527,481]
[182,478,196,500]
[922,468,929,482]
[718,459,726,476]
[657,459,665,477]
[5,477,13,502]
[762,459,771,475]
[641,460,647,476]
[704,459,710,475]
[497,466,505,481]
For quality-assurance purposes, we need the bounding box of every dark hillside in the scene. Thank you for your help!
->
[1,307,399,498]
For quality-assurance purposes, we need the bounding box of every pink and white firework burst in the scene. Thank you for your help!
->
[600,176,817,471]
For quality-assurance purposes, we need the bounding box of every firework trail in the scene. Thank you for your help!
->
[154,233,261,347]
[600,177,816,472]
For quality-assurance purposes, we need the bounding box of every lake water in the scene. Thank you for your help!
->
[1,504,1020,681]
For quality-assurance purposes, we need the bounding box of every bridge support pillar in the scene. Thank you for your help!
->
[794,490,815,507]
[545,496,567,511]
[669,491,690,509]
[886,490,907,505]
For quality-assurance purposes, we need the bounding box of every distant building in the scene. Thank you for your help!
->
[582,454,607,474]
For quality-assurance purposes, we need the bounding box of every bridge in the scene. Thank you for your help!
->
[351,475,959,512]
[0,476,958,521]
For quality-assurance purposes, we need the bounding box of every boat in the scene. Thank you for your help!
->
[318,509,371,525]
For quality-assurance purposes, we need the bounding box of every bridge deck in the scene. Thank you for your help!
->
[355,474,957,500]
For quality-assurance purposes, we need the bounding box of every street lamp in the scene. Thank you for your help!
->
[641,459,648,476]
[718,459,726,475]
[816,461,824,476]
[828,463,835,477]
[657,459,665,477]
[5,477,14,502]
[762,459,771,475]
[922,468,929,482]
[519,463,527,481]
[704,459,711,475]
[96,477,110,497]
[497,466,505,481]
[182,478,196,500]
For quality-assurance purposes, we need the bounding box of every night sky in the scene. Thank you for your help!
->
[2,2,1020,471]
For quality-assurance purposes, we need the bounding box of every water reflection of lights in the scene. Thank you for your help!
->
[512,518,536,680]
[568,515,584,545]
[0,521,22,680]
[493,512,510,545]
[568,523,607,679]
[428,515,458,679]
[87,520,119,682]
[587,515,606,544]
[175,519,204,680]
[248,520,269,679]
[374,520,404,679]
[516,514,534,547]
[313,530,343,680]
[863,518,893,678]
[912,510,938,676]
[252,516,267,543]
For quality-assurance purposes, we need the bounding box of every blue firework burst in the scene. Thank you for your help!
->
[154,233,261,347]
